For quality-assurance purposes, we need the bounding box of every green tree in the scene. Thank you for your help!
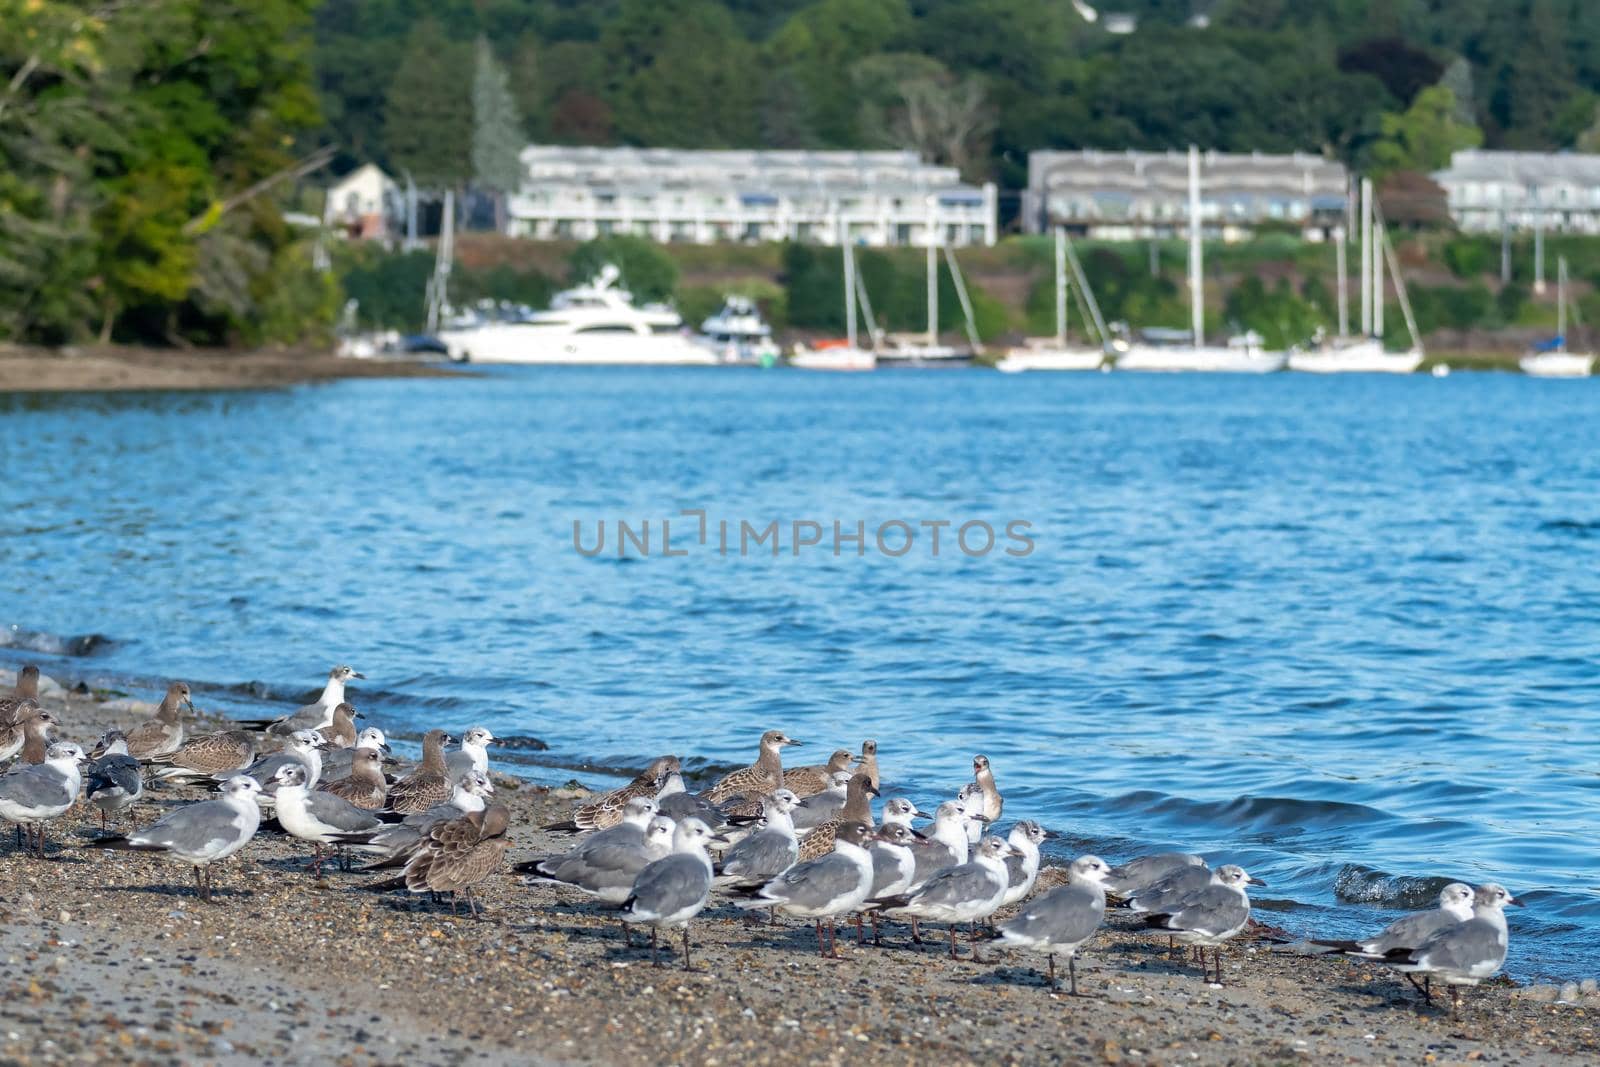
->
[384,20,472,189]
[1369,86,1481,176]
[569,236,678,304]
[602,0,760,146]
[472,36,525,232]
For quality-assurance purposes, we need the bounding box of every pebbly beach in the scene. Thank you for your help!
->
[2,672,1598,1067]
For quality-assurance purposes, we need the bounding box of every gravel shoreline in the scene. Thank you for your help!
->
[0,345,464,393]
[2,682,1597,1066]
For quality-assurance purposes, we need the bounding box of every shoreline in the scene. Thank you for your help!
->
[0,345,466,394]
[2,681,1599,1064]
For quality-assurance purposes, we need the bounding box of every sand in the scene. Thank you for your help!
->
[0,345,463,394]
[1,682,1596,1066]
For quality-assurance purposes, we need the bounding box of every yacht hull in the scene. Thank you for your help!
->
[1287,345,1423,374]
[1114,346,1286,373]
[1520,352,1594,378]
[440,328,718,365]
[996,347,1104,373]
[789,346,877,371]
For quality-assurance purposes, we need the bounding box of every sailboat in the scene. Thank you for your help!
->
[879,202,971,365]
[789,241,877,371]
[1113,146,1286,373]
[1520,257,1594,378]
[996,227,1110,373]
[1288,178,1424,373]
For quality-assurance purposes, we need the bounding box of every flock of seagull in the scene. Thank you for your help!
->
[0,664,1521,1015]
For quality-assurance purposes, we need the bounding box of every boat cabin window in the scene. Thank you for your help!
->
[574,324,639,334]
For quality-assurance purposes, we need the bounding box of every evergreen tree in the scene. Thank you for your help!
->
[384,20,472,190]
[472,36,525,232]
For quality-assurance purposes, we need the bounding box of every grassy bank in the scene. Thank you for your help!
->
[0,345,464,394]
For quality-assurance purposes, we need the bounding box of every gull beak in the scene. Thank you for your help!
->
[910,828,929,841]
[489,737,504,746]
[1507,896,1526,908]
[352,671,366,680]
[183,699,196,714]
[1248,876,1267,887]
[1042,828,1061,840]
[972,814,992,825]
[710,834,731,846]
[354,710,366,721]
[866,783,881,797]
[784,738,804,747]
[912,809,933,821]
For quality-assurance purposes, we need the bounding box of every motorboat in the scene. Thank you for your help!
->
[698,295,780,365]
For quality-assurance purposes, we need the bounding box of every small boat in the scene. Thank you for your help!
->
[996,227,1109,373]
[698,295,780,366]
[789,242,876,371]
[876,228,976,367]
[1520,258,1593,378]
[1288,179,1423,374]
[1113,147,1286,374]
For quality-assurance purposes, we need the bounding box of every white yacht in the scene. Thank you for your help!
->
[436,265,715,365]
[1114,147,1285,374]
[698,295,780,365]
[790,242,877,371]
[1520,257,1593,378]
[996,227,1110,373]
[1288,178,1423,374]
[877,229,976,367]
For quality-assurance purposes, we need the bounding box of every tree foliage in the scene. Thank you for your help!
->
[1369,87,1482,177]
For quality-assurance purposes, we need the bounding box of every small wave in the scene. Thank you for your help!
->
[1539,518,1600,536]
[1333,864,1459,910]
[0,625,115,657]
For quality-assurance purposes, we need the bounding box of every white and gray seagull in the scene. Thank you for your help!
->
[268,763,384,876]
[997,855,1113,994]
[446,726,501,781]
[714,790,801,893]
[1139,864,1265,984]
[735,821,878,958]
[1383,883,1522,1017]
[89,775,265,902]
[870,834,1018,961]
[618,817,725,969]
[1104,852,1206,899]
[516,798,673,904]
[0,741,88,857]
[236,665,365,737]
[234,729,328,794]
[86,730,145,831]
[999,820,1053,909]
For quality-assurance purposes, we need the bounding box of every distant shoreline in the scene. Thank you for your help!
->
[0,344,467,394]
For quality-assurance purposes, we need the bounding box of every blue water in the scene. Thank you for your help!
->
[3,368,1598,981]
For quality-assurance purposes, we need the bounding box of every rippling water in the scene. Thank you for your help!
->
[3,368,1598,980]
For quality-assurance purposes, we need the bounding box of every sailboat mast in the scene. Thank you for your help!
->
[1360,178,1373,337]
[1055,226,1068,345]
[1559,256,1568,352]
[1335,225,1349,339]
[843,240,857,351]
[1373,220,1385,342]
[926,197,938,347]
[1188,146,1203,345]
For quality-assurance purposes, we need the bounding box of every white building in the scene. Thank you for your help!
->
[1023,149,1349,241]
[325,163,398,240]
[507,146,997,247]
[1433,149,1600,234]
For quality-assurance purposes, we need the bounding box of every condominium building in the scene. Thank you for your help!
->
[506,145,998,247]
[1023,149,1349,241]
[1433,149,1600,234]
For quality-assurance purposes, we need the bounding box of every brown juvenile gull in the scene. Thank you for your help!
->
[0,703,56,764]
[124,682,193,760]
[385,729,455,814]
[702,729,802,805]
[318,745,389,810]
[855,739,880,792]
[796,772,880,861]
[339,771,494,867]
[146,729,259,784]
[0,664,41,725]
[366,803,513,917]
[0,742,87,856]
[973,754,1003,825]
[323,702,363,749]
[235,664,364,736]
[782,749,854,799]
[88,775,265,902]
[546,755,680,833]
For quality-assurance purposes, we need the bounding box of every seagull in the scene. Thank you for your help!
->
[235,665,364,736]
[854,739,880,792]
[1139,864,1265,984]
[88,775,265,901]
[650,772,723,828]
[972,754,1003,825]
[714,790,801,891]
[1104,852,1206,898]
[322,703,363,749]
[907,801,977,891]
[0,664,41,724]
[0,703,56,764]
[957,782,988,845]
[997,855,1113,994]
[365,803,513,918]
[331,771,494,863]
[317,746,389,810]
[863,823,920,945]
[86,730,145,831]
[146,729,259,784]
[788,769,852,832]
[1311,882,1475,958]
[878,797,930,830]
[870,835,1018,961]
[735,821,878,958]
[235,729,327,793]
[702,729,801,805]
[322,727,389,778]
[124,682,194,760]
[782,748,854,799]
[0,742,87,856]
[999,820,1053,909]
[385,729,455,814]
[516,799,673,903]
[619,817,724,968]
[547,755,680,833]
[1124,861,1214,914]
[269,763,384,875]
[1383,883,1522,1016]
[795,773,879,860]
[445,726,500,781]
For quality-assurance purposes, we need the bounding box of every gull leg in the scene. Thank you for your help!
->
[911,918,922,944]
[101,810,107,832]
[854,913,864,945]
[1403,973,1431,1001]
[1449,986,1460,1020]
[1047,954,1057,991]
[870,911,881,947]
[815,920,826,957]
[948,925,959,960]
[826,920,839,960]
[682,925,694,971]
[1069,956,1079,997]
[650,928,661,968]
[969,923,985,964]
[621,920,634,947]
